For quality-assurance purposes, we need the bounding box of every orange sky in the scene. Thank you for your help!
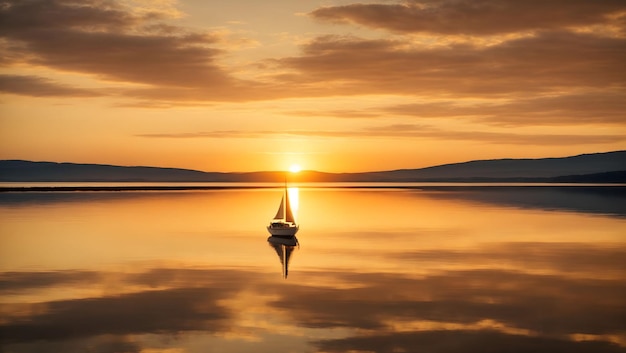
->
[1,0,625,172]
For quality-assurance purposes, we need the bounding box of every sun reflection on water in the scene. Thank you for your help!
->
[288,187,299,216]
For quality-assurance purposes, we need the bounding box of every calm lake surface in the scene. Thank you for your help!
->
[1,185,625,353]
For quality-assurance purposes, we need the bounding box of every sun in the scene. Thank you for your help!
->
[289,164,302,173]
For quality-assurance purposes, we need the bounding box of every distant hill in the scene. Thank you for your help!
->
[341,150,626,182]
[0,160,231,182]
[1,151,625,183]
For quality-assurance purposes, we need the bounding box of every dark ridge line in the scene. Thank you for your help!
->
[0,186,268,192]
[1,184,625,193]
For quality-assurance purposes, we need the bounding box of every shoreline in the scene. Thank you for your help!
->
[0,186,268,192]
[1,183,625,192]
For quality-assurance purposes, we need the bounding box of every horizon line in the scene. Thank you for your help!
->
[1,149,625,174]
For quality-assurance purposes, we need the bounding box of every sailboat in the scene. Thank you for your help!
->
[267,184,299,236]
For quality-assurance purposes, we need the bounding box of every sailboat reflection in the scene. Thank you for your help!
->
[267,236,299,279]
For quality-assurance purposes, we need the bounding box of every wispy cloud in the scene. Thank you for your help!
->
[284,91,626,126]
[310,0,626,35]
[0,74,102,97]
[137,124,625,146]
[382,92,626,126]
[276,31,626,96]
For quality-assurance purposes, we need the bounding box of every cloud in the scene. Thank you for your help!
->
[310,0,626,35]
[1,0,624,109]
[137,130,266,139]
[276,32,626,97]
[287,109,382,119]
[0,0,252,100]
[137,125,626,146]
[0,0,142,33]
[382,91,626,126]
[0,74,102,97]
[284,91,626,126]
[314,330,625,353]
[3,336,143,353]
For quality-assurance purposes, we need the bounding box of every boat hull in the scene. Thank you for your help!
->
[267,225,299,236]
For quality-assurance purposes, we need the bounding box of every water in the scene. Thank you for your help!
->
[1,185,625,353]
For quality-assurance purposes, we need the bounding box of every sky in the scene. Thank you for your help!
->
[1,0,625,172]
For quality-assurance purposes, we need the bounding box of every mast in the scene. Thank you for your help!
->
[285,187,295,223]
[283,246,288,278]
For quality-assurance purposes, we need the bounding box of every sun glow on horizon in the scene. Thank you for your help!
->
[289,164,302,173]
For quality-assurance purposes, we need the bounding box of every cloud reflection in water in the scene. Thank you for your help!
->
[2,265,624,352]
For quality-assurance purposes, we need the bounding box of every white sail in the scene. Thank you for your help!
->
[273,195,285,220]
